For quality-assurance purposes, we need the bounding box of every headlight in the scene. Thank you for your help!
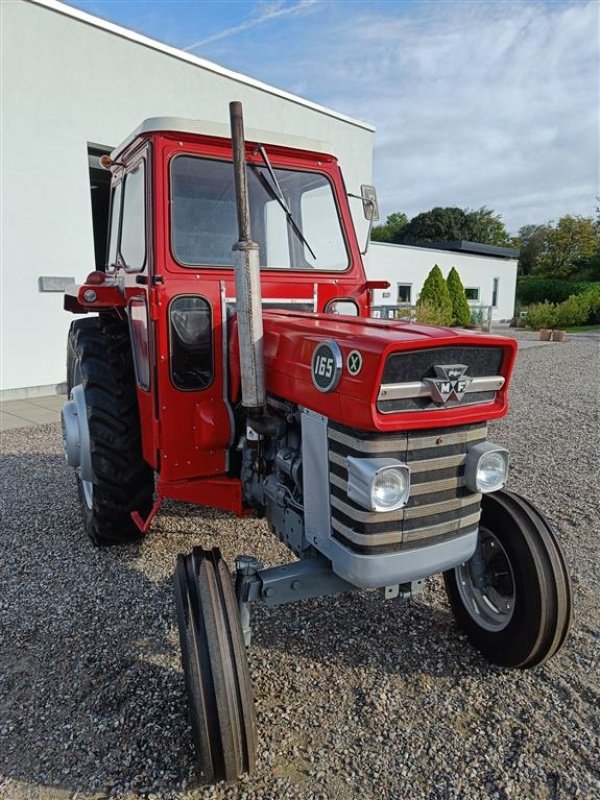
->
[465,442,509,493]
[347,457,410,512]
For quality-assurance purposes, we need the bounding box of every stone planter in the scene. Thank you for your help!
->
[552,329,567,342]
[539,329,552,341]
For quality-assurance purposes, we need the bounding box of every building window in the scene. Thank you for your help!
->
[465,287,480,302]
[397,283,412,303]
[492,277,499,308]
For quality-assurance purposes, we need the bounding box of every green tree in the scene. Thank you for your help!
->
[394,206,509,246]
[514,224,550,275]
[446,267,472,326]
[395,207,469,244]
[466,206,511,246]
[416,264,453,325]
[535,215,600,279]
[371,211,408,242]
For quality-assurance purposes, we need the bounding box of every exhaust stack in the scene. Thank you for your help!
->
[229,101,266,415]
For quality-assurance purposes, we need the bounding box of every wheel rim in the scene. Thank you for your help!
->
[455,526,516,632]
[70,362,93,511]
[80,476,93,509]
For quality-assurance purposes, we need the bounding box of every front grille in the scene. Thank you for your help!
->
[328,421,486,555]
[378,346,504,413]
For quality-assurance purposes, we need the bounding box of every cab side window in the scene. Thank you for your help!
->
[106,182,122,270]
[120,161,146,270]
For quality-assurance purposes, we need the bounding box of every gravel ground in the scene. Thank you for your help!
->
[1,336,599,800]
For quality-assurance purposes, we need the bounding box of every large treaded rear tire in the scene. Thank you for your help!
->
[444,489,572,669]
[174,546,257,784]
[67,315,153,546]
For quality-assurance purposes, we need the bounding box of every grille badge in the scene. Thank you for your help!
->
[424,364,472,404]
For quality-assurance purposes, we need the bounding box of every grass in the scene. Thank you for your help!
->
[564,324,600,333]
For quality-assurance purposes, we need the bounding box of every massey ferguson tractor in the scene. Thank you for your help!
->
[61,102,572,784]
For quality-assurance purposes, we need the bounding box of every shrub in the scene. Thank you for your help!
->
[525,301,558,330]
[516,277,599,305]
[416,265,453,326]
[580,284,600,323]
[470,307,485,327]
[415,300,454,326]
[446,267,472,327]
[555,294,589,328]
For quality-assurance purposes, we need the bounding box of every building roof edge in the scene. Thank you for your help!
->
[27,0,376,134]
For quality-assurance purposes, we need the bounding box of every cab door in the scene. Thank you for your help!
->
[151,277,233,483]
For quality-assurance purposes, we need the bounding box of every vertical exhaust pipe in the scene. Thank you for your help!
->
[229,101,266,416]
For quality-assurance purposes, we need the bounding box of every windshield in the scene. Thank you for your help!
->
[170,155,349,271]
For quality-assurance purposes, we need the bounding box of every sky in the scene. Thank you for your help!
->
[65,0,599,234]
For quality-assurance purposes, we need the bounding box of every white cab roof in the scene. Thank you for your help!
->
[112,117,334,160]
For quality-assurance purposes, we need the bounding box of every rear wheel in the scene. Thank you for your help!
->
[174,546,257,784]
[444,489,572,669]
[63,315,153,546]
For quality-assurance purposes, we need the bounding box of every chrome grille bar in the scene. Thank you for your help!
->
[378,375,504,402]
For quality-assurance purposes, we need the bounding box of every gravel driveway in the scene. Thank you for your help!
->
[1,337,599,800]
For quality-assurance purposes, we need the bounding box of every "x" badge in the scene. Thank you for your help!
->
[347,350,363,376]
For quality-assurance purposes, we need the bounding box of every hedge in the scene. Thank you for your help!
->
[516,277,599,305]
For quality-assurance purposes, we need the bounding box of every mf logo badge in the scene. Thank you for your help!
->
[347,350,363,376]
[424,364,472,404]
[312,340,343,393]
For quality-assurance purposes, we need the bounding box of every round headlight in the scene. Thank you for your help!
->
[371,467,410,511]
[476,451,508,492]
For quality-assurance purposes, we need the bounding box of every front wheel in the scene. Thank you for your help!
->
[174,547,257,784]
[444,489,572,669]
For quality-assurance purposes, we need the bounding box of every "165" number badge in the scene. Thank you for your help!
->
[311,341,343,392]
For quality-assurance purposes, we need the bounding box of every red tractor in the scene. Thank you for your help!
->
[62,103,571,784]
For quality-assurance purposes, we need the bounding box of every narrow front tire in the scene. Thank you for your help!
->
[444,489,572,669]
[174,547,257,784]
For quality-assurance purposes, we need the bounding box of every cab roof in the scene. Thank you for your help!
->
[112,117,334,161]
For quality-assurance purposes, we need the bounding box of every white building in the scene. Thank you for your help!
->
[1,0,518,398]
[1,0,374,398]
[365,241,518,322]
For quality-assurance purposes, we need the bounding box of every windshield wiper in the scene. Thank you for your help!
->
[255,144,316,260]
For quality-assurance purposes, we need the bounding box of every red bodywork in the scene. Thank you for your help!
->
[65,127,517,520]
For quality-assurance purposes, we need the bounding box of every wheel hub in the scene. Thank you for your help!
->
[61,384,93,485]
[455,527,516,632]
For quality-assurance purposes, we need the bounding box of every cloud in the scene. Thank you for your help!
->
[184,0,318,50]
[213,0,598,233]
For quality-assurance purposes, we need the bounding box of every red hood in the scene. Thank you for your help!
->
[229,311,517,432]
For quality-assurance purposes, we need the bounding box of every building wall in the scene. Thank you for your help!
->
[365,242,518,322]
[1,0,374,394]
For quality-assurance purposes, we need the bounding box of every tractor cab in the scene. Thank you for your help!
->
[65,116,377,509]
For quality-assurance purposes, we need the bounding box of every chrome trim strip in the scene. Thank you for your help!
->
[331,493,480,524]
[329,427,407,453]
[331,450,467,474]
[226,296,316,310]
[409,454,467,473]
[331,510,481,546]
[328,425,487,456]
[403,494,481,520]
[332,517,402,546]
[331,495,403,524]
[403,511,481,543]
[410,476,465,495]
[406,426,487,451]
[378,376,505,402]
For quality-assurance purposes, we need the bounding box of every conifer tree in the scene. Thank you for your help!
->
[416,265,453,325]
[446,267,472,326]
